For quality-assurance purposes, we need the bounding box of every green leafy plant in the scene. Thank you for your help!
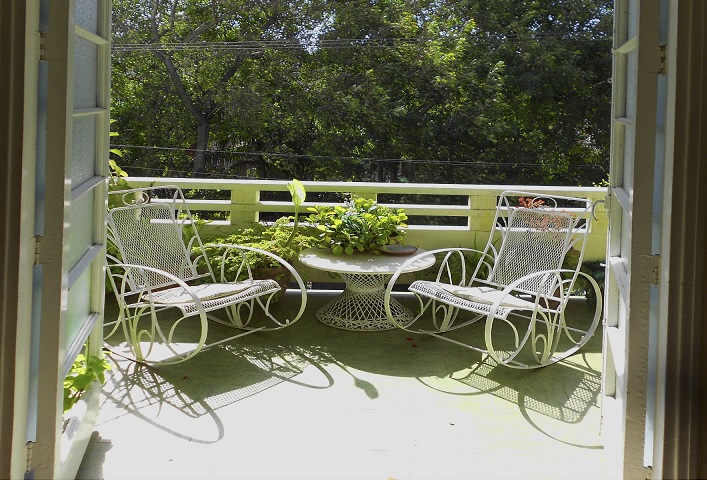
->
[200,179,317,274]
[285,179,306,247]
[64,354,111,414]
[108,121,131,209]
[106,146,130,293]
[202,218,318,273]
[107,160,131,210]
[307,195,408,255]
[109,118,123,160]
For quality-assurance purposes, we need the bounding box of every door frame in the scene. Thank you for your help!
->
[0,1,111,478]
[657,1,707,477]
[603,0,662,476]
[603,0,707,478]
[31,0,112,478]
[0,2,39,478]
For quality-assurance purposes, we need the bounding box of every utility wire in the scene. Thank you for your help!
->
[111,32,609,53]
[112,38,423,52]
[112,143,608,170]
[121,163,606,183]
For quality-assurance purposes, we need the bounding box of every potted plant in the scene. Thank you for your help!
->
[200,180,317,295]
[306,195,408,255]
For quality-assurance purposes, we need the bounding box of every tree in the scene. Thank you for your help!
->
[461,0,613,184]
[112,0,330,176]
[111,0,612,186]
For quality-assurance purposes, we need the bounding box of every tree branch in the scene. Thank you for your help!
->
[155,51,205,122]
[182,7,242,44]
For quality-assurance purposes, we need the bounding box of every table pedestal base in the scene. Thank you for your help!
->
[315,273,414,331]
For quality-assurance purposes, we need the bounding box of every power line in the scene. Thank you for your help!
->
[121,163,606,183]
[111,143,608,170]
[116,164,253,179]
[112,37,423,52]
[111,32,609,53]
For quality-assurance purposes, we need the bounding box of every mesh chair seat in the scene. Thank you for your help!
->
[409,280,520,319]
[144,280,281,312]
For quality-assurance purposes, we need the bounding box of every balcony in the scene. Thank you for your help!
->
[78,179,608,479]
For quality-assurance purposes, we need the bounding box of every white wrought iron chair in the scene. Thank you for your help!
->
[105,186,307,365]
[383,191,602,369]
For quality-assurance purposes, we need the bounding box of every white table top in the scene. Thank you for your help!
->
[298,247,435,275]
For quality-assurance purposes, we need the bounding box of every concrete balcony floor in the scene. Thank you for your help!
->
[77,289,607,480]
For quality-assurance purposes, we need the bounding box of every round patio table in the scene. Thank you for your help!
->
[298,247,435,331]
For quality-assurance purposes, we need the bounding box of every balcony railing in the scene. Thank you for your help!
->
[125,177,608,278]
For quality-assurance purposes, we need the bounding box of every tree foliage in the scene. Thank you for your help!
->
[111,0,612,185]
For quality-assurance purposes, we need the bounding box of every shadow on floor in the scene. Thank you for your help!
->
[80,290,605,479]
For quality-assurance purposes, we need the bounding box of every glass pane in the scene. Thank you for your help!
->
[68,189,95,269]
[621,208,632,265]
[625,50,638,120]
[75,0,99,33]
[73,35,98,109]
[71,115,97,186]
[622,125,635,193]
[65,268,93,351]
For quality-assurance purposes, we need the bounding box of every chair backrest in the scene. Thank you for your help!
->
[107,186,213,291]
[482,191,595,294]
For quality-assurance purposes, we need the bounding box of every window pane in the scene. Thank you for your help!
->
[73,35,98,109]
[71,115,97,186]
[68,189,95,270]
[75,0,99,33]
[65,268,94,351]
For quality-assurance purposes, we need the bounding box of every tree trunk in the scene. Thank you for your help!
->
[193,119,210,177]
[402,159,414,181]
[376,160,399,183]
[390,161,399,183]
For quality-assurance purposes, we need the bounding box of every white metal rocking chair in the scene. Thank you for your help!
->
[383,190,602,369]
[105,186,307,364]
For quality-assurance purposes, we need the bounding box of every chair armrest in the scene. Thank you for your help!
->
[204,243,308,324]
[489,268,584,314]
[383,247,490,310]
[385,247,493,291]
[203,243,307,293]
[107,262,206,308]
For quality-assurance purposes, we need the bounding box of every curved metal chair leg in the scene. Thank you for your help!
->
[485,272,603,369]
